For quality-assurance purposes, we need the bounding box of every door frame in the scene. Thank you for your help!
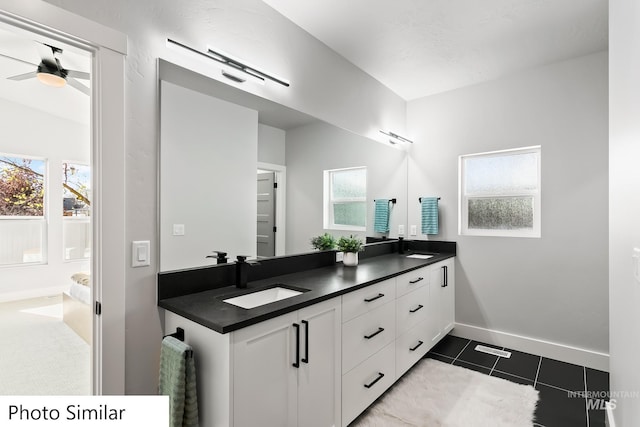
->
[0,0,127,394]
[258,162,286,256]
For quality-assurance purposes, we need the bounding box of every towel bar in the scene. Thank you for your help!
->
[163,327,193,358]
[374,198,397,204]
[418,197,441,202]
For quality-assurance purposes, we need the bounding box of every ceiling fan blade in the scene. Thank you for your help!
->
[66,70,90,80]
[66,77,90,96]
[0,52,37,67]
[7,71,38,81]
[35,42,58,64]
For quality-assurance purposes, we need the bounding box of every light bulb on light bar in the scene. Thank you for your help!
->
[380,130,413,144]
[166,38,289,87]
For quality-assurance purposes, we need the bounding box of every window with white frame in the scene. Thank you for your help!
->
[0,155,47,265]
[459,146,541,237]
[324,166,367,231]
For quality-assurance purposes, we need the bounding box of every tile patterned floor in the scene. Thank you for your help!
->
[426,335,610,427]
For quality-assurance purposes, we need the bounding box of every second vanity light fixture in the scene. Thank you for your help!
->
[167,38,290,87]
[380,130,414,145]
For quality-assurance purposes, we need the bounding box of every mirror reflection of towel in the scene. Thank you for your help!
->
[421,197,439,235]
[374,199,390,233]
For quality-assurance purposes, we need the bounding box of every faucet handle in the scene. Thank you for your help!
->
[236,255,260,265]
[236,255,248,263]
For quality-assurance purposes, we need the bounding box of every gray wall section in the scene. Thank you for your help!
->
[407,52,609,354]
[286,121,408,254]
[258,124,286,166]
[610,0,640,423]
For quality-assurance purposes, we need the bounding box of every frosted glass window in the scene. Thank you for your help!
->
[460,146,541,237]
[324,167,366,231]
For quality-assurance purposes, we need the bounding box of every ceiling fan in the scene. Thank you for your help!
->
[0,42,90,96]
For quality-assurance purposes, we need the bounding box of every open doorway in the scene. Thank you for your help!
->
[0,21,92,395]
[257,163,286,257]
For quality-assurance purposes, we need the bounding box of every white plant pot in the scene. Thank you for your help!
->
[343,252,358,267]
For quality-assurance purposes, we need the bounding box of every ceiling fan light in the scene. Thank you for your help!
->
[37,72,66,88]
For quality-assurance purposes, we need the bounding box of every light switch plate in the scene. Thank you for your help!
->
[398,225,405,235]
[132,240,151,267]
[172,224,185,236]
[633,248,640,283]
[410,225,417,236]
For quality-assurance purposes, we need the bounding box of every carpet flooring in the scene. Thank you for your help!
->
[0,295,90,395]
[352,358,539,427]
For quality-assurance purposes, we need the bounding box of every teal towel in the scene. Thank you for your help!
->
[421,197,439,235]
[374,199,391,233]
[159,336,199,427]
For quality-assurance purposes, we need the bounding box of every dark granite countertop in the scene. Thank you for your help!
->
[159,251,455,334]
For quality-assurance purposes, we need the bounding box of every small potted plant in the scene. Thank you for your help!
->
[336,235,364,266]
[310,233,336,251]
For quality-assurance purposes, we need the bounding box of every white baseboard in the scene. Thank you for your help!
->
[451,322,609,372]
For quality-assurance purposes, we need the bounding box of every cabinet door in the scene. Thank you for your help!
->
[440,258,455,335]
[427,267,442,347]
[298,297,342,427]
[233,311,298,427]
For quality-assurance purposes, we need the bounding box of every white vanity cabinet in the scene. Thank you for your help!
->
[164,296,341,427]
[428,258,456,346]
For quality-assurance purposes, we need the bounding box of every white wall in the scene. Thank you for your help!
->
[609,0,640,424]
[160,80,258,270]
[286,121,408,254]
[258,123,285,166]
[0,98,90,302]
[407,52,609,367]
[43,0,406,393]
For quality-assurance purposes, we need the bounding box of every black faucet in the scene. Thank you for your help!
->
[235,255,260,289]
[206,251,228,264]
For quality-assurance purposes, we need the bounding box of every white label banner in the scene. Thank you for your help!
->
[0,396,169,426]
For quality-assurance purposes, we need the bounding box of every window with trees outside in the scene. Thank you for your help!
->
[63,162,91,260]
[324,166,367,231]
[459,146,541,238]
[0,155,47,265]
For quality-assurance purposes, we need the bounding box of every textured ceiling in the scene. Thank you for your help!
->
[262,0,609,100]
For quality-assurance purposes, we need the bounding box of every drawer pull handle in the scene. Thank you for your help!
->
[364,372,385,389]
[409,304,424,313]
[364,293,385,302]
[410,340,424,352]
[364,327,385,339]
[409,277,424,284]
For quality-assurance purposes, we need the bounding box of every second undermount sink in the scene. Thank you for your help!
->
[223,286,304,309]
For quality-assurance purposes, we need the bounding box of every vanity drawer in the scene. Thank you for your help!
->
[396,286,429,335]
[342,278,396,323]
[342,301,395,374]
[342,342,395,427]
[395,266,429,297]
[396,319,430,377]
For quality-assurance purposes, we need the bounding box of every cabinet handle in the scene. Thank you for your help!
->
[409,341,424,352]
[441,266,448,287]
[409,277,424,284]
[409,304,424,313]
[364,293,385,302]
[292,323,300,368]
[364,372,385,389]
[301,320,309,364]
[364,327,385,339]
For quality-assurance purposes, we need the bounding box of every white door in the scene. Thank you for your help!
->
[233,312,298,427]
[298,297,342,427]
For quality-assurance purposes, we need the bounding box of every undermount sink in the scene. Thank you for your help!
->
[223,286,303,309]
[406,254,434,260]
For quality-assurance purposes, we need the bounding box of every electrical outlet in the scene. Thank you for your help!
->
[633,248,640,283]
[410,225,417,236]
[398,225,405,235]
[336,251,344,263]
[172,224,185,236]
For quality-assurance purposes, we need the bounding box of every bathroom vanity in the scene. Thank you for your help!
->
[159,243,455,427]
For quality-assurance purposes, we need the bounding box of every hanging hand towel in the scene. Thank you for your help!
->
[421,197,439,235]
[159,336,199,427]
[374,199,391,233]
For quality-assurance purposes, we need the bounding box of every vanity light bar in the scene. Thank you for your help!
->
[380,130,413,144]
[206,47,290,87]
